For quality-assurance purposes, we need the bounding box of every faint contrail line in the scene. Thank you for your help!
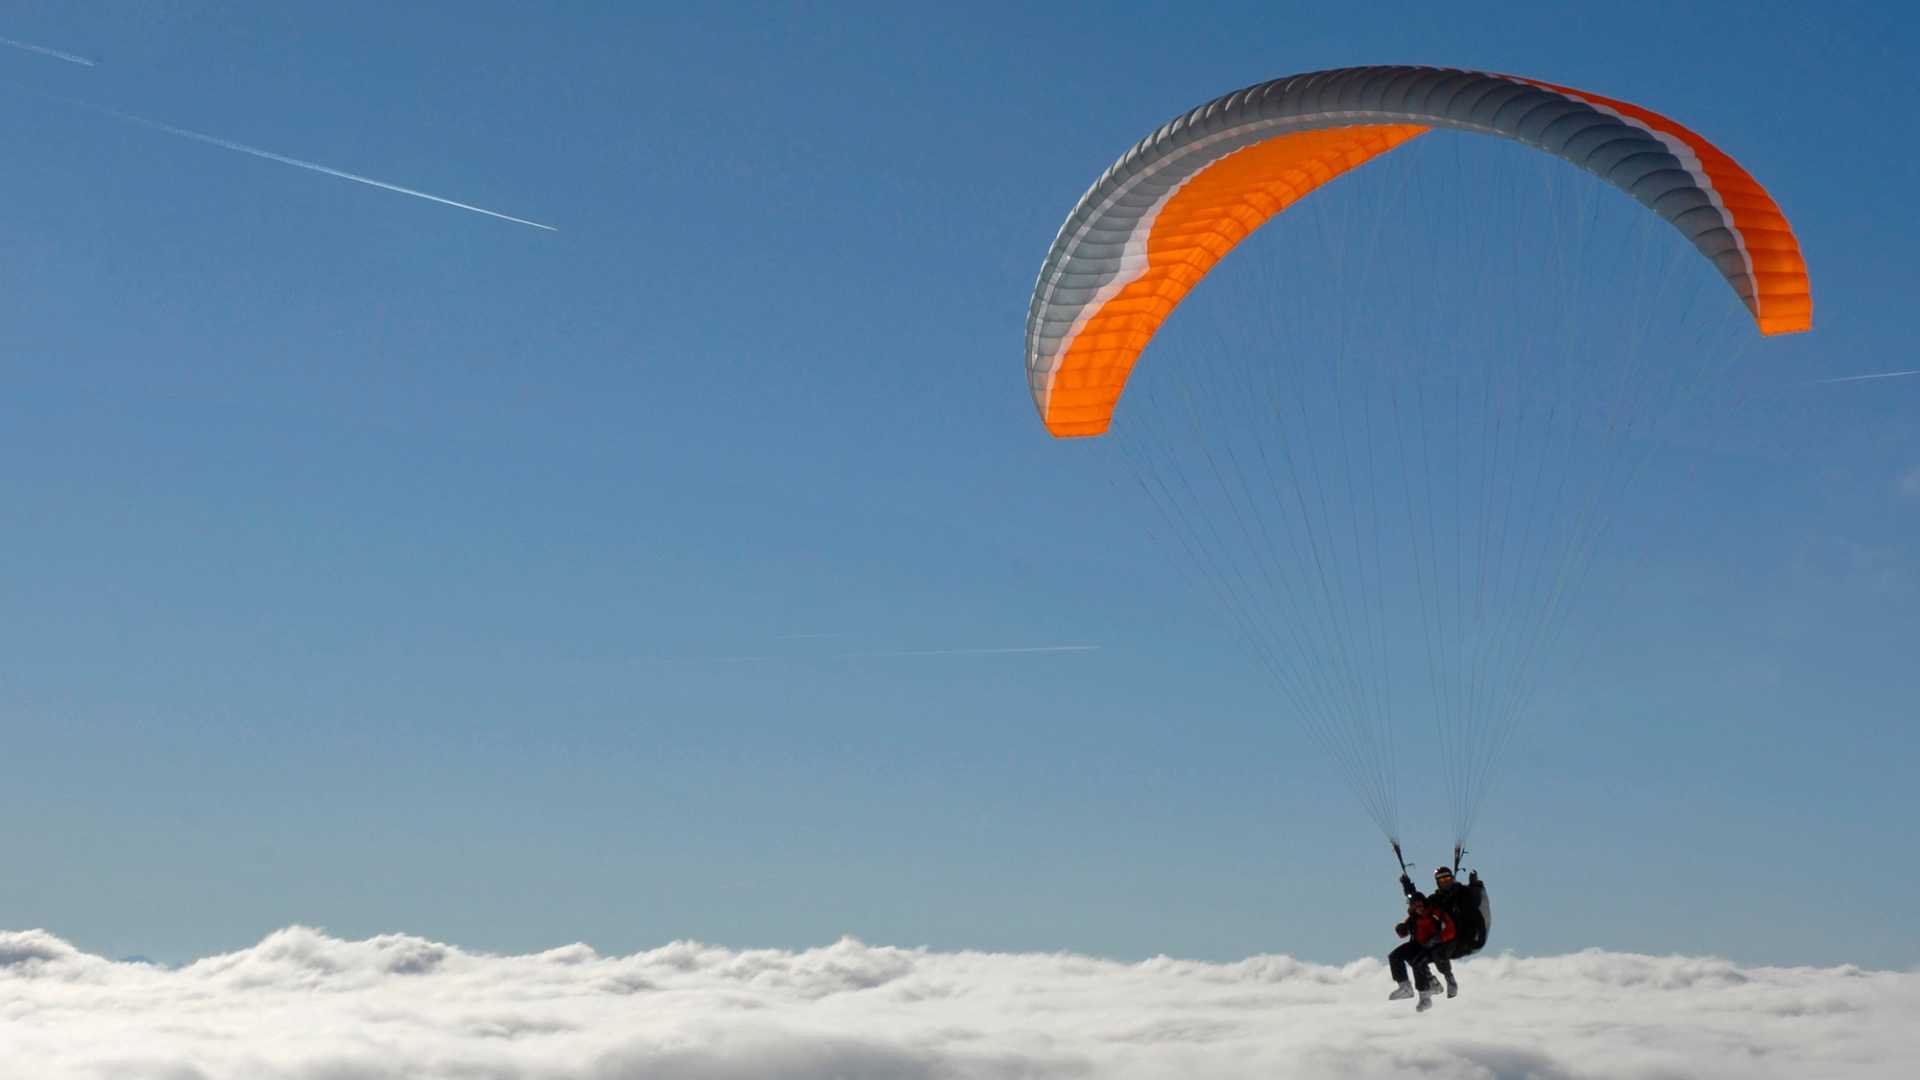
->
[53,94,555,231]
[0,36,96,67]
[1807,370,1920,385]
[835,645,1100,659]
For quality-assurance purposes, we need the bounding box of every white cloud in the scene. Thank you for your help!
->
[1,926,1914,1079]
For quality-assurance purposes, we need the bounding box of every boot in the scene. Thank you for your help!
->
[1444,973,1458,999]
[1388,980,1414,1001]
[1416,986,1434,1012]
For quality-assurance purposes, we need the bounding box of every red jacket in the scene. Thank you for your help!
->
[1396,906,1456,947]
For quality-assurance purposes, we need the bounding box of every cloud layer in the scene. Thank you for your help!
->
[1,926,1913,1079]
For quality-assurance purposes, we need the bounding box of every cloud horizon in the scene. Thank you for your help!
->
[2,925,1913,1079]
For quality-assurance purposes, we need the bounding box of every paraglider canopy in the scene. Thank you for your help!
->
[1026,65,1810,438]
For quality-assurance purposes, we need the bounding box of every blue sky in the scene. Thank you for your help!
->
[0,1,1913,970]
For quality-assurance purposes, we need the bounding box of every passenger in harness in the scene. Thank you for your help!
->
[1387,893,1454,1012]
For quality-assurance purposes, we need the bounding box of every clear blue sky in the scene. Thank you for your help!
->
[1,2,1913,969]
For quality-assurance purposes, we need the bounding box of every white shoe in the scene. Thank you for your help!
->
[1416,987,1434,1012]
[1388,980,1414,1001]
[1444,975,1458,999]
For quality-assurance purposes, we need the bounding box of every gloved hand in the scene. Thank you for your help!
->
[1468,870,1480,885]
[1399,873,1413,891]
[1395,921,1410,938]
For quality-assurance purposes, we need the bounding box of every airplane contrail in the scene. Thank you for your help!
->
[835,644,1100,659]
[1807,369,1920,385]
[0,36,96,67]
[55,95,555,231]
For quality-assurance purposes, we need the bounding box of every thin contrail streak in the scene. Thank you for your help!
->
[1808,370,1920,385]
[835,645,1100,659]
[61,96,555,231]
[0,36,96,67]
